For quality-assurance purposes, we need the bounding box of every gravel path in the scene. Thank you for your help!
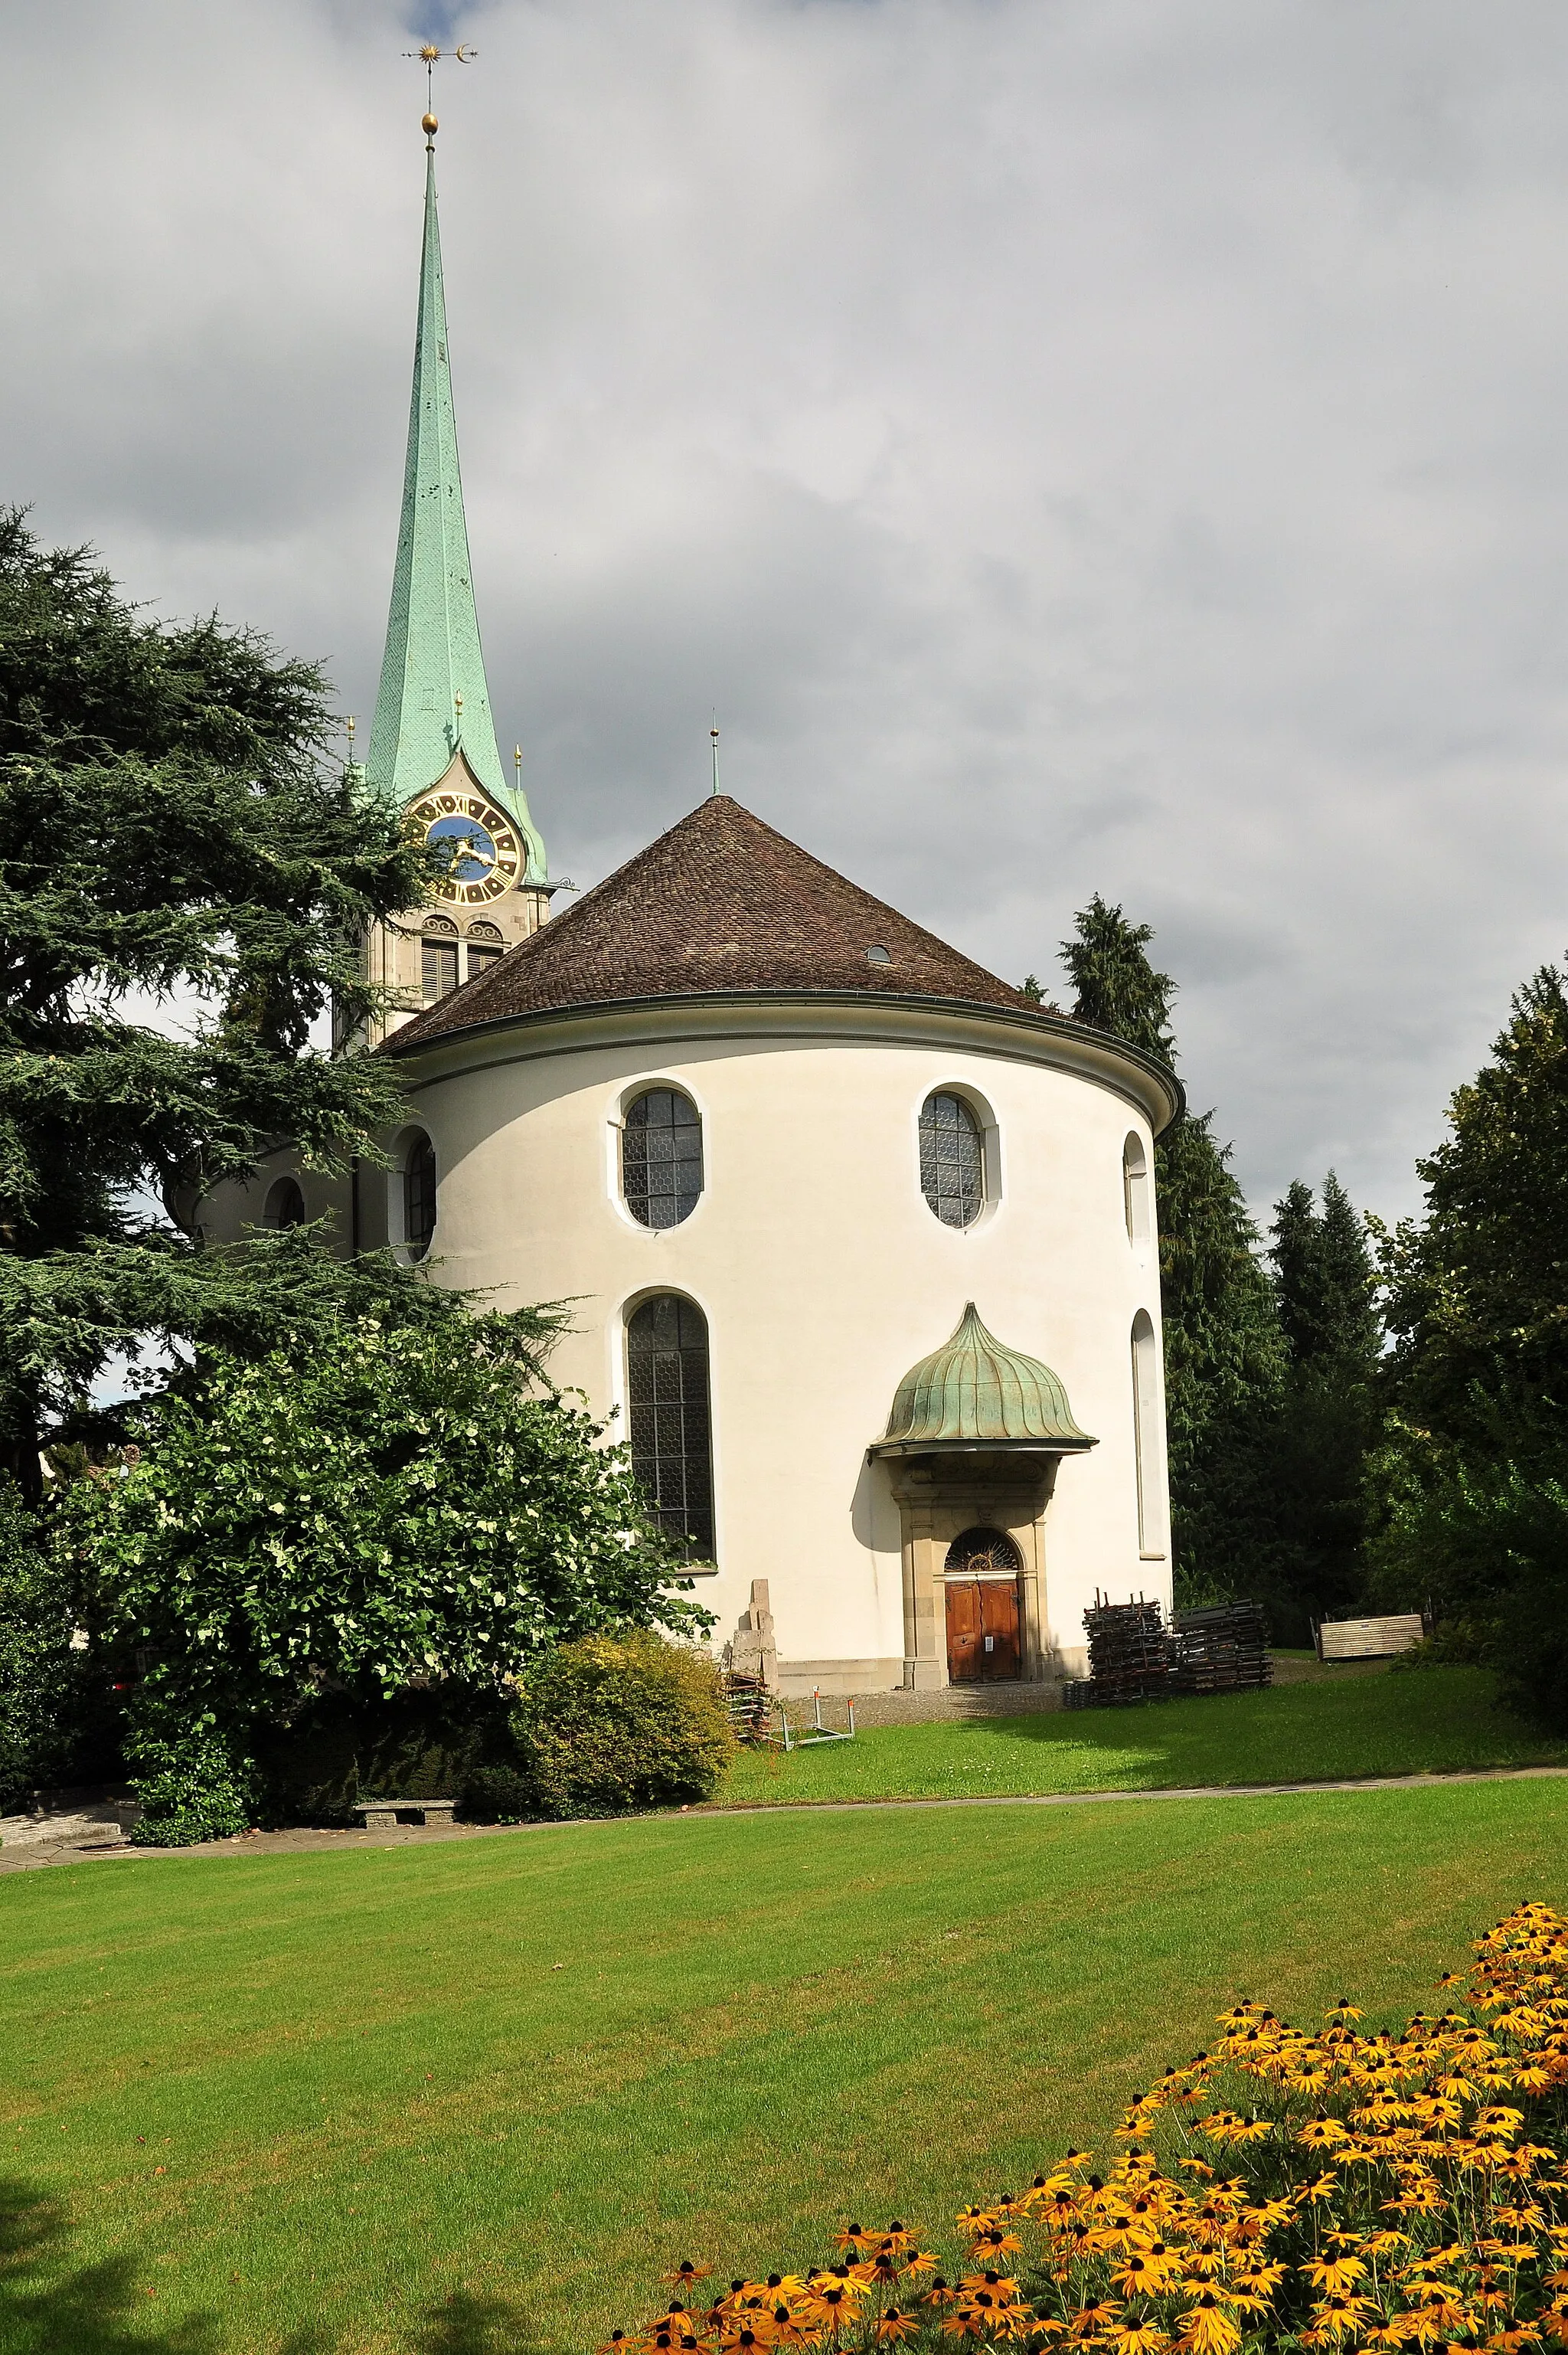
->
[4,1761,1565,1874]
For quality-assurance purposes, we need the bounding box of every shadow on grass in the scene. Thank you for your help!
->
[0,2177,223,2353]
[0,2180,545,2355]
[414,2290,547,2355]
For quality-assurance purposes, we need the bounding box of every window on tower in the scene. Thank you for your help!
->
[622,1088,704,1228]
[466,921,504,983]
[626,1294,714,1560]
[421,917,459,1003]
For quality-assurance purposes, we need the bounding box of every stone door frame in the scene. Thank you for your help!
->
[883,1451,1063,1690]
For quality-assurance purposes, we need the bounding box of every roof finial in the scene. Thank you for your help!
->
[710,712,720,798]
[403,40,478,146]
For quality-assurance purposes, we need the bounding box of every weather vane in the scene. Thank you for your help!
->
[403,41,477,142]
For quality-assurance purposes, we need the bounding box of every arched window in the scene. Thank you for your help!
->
[264,1176,305,1231]
[1132,1310,1164,1555]
[466,921,504,983]
[919,1091,984,1228]
[403,1133,437,1263]
[943,1528,1022,1576]
[1123,1133,1150,1242]
[626,1294,714,1559]
[622,1088,704,1229]
[421,916,459,1005]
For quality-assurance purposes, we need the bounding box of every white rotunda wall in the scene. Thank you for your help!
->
[345,996,1172,1686]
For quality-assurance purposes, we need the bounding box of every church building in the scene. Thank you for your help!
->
[204,111,1182,1693]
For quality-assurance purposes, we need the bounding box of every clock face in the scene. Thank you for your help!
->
[409,789,523,905]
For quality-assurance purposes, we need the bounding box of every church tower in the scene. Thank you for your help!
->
[361,107,554,1042]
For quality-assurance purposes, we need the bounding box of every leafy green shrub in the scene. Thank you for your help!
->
[127,1721,254,1848]
[0,1480,84,1812]
[459,1762,536,1823]
[510,1631,734,1818]
[66,1313,711,1811]
[1390,1616,1491,1669]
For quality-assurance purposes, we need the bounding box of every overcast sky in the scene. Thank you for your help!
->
[15,0,1568,1230]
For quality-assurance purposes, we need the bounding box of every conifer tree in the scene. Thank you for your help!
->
[0,509,440,1490]
[1058,898,1285,1606]
[1370,962,1568,1728]
[1272,1172,1380,1372]
[1264,1173,1380,1628]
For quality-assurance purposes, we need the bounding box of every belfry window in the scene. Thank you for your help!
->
[919,1091,984,1228]
[622,1088,704,1228]
[403,1133,437,1263]
[626,1294,714,1559]
[466,922,504,983]
[421,918,459,1004]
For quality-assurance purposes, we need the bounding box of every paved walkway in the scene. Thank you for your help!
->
[3,1763,1565,1874]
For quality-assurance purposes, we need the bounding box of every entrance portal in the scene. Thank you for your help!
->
[943,1528,1024,1683]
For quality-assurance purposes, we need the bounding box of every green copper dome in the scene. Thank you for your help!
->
[876,1303,1096,1454]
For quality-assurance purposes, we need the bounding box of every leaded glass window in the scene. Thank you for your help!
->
[919,1091,984,1228]
[622,1088,704,1228]
[404,1134,437,1262]
[626,1294,714,1559]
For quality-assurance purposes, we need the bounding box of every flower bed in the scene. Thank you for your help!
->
[611,1903,1568,2355]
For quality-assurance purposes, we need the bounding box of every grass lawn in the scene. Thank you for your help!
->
[3,1778,1567,2355]
[714,1664,1568,1808]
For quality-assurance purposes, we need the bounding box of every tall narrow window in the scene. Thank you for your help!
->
[403,1133,437,1263]
[1132,1309,1164,1555]
[422,929,459,1003]
[626,1294,714,1559]
[265,1176,305,1231]
[919,1091,984,1228]
[622,1088,704,1228]
[1123,1133,1150,1242]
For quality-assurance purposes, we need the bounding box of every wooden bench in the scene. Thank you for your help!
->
[351,1798,458,1830]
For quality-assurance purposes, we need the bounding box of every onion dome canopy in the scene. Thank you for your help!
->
[873,1302,1096,1456]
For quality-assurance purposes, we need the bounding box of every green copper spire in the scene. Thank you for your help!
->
[367,134,547,879]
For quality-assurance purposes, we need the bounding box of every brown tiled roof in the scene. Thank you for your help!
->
[387,795,1048,1052]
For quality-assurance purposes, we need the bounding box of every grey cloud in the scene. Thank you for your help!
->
[14,0,1568,1229]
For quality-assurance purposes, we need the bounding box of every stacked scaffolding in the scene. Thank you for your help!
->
[1063,1594,1172,1708]
[1169,1600,1272,1695]
[1063,1595,1272,1707]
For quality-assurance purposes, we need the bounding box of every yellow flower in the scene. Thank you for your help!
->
[1103,2324,1170,2355]
[1302,2258,1369,2295]
[874,2311,920,2344]
[1172,2294,1241,2355]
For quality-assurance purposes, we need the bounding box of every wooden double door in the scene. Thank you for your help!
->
[945,1575,1023,1683]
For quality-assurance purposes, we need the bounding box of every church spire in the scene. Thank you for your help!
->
[366,118,547,880]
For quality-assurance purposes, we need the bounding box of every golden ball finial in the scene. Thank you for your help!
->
[422,111,439,136]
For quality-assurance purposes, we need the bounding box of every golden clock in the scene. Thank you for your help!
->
[409,789,522,906]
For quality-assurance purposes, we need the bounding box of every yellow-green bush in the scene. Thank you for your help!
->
[505,1630,734,1819]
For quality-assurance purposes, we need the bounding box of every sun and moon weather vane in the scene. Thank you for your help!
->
[402,40,477,142]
